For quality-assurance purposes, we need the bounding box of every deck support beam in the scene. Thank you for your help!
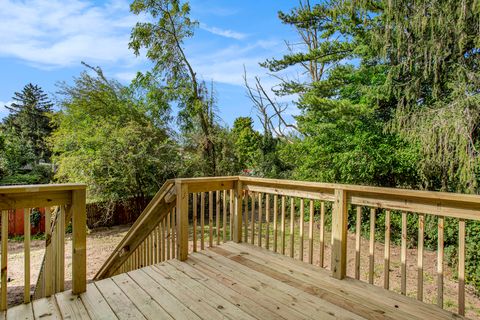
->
[233,180,243,243]
[176,181,189,261]
[331,189,348,280]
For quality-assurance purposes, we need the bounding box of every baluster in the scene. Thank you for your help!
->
[299,198,304,261]
[369,208,376,285]
[51,209,57,291]
[290,198,295,258]
[384,210,391,289]
[281,196,286,255]
[154,224,158,263]
[458,219,465,316]
[251,193,255,245]
[417,214,424,301]
[273,195,278,253]
[258,193,263,247]
[244,191,249,243]
[1,210,8,310]
[45,207,53,296]
[308,200,314,264]
[265,194,270,250]
[193,193,197,252]
[223,190,227,242]
[229,189,234,241]
[162,219,166,261]
[166,211,171,260]
[201,192,205,250]
[172,208,176,259]
[209,191,213,247]
[216,190,220,245]
[437,216,444,308]
[355,206,361,279]
[59,206,65,291]
[24,208,31,303]
[401,212,407,295]
[319,202,325,268]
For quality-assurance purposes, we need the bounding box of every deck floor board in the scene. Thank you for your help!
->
[3,242,464,320]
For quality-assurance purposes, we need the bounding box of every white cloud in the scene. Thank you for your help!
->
[200,23,247,40]
[0,101,12,120]
[0,0,139,68]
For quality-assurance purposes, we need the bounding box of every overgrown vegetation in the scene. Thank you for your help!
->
[1,0,479,291]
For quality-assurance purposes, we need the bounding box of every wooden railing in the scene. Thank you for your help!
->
[97,176,480,317]
[0,184,86,311]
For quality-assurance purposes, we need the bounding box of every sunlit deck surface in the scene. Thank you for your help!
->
[6,242,463,320]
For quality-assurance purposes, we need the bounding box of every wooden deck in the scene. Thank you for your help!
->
[6,242,463,320]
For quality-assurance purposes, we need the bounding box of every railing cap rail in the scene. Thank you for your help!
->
[0,183,87,194]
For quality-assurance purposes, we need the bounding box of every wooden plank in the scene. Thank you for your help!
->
[265,194,270,250]
[417,214,424,301]
[55,291,91,320]
[6,302,33,320]
[223,190,227,242]
[355,206,361,280]
[193,193,197,252]
[273,195,278,253]
[384,210,391,289]
[32,296,62,320]
[111,273,172,320]
[242,184,334,203]
[72,189,87,294]
[80,283,117,320]
[161,220,166,261]
[308,200,314,264]
[0,191,73,211]
[458,219,465,316]
[299,199,304,261]
[166,212,171,260]
[95,278,145,319]
[216,190,220,245]
[331,190,348,279]
[319,202,325,268]
[57,206,65,292]
[171,208,176,260]
[153,263,255,320]
[258,193,263,248]
[168,259,288,320]
[401,211,407,295]
[24,208,31,303]
[437,216,444,308]
[200,192,205,250]
[209,191,213,248]
[281,196,286,255]
[369,208,376,285]
[185,180,235,193]
[289,198,295,258]
[128,269,200,320]
[142,267,225,320]
[250,193,255,245]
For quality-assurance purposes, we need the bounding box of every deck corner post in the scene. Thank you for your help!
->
[72,188,87,294]
[331,188,348,280]
[233,180,243,243]
[176,180,189,261]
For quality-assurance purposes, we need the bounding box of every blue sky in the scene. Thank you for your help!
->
[0,0,300,129]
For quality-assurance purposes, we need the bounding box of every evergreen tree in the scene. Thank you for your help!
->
[3,83,53,163]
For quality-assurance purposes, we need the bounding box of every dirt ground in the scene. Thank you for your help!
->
[5,222,480,319]
[6,224,131,307]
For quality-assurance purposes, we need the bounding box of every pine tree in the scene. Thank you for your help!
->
[3,83,54,163]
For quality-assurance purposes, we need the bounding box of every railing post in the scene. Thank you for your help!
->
[72,188,86,294]
[176,180,189,261]
[233,180,243,243]
[331,189,348,280]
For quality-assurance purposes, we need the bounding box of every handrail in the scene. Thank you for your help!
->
[99,176,479,317]
[0,183,86,311]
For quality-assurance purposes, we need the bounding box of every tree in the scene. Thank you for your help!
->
[230,117,261,173]
[129,0,219,176]
[51,64,178,217]
[3,83,53,163]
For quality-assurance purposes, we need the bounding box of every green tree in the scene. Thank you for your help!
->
[51,64,178,214]
[230,117,261,173]
[3,83,53,163]
[129,0,219,176]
